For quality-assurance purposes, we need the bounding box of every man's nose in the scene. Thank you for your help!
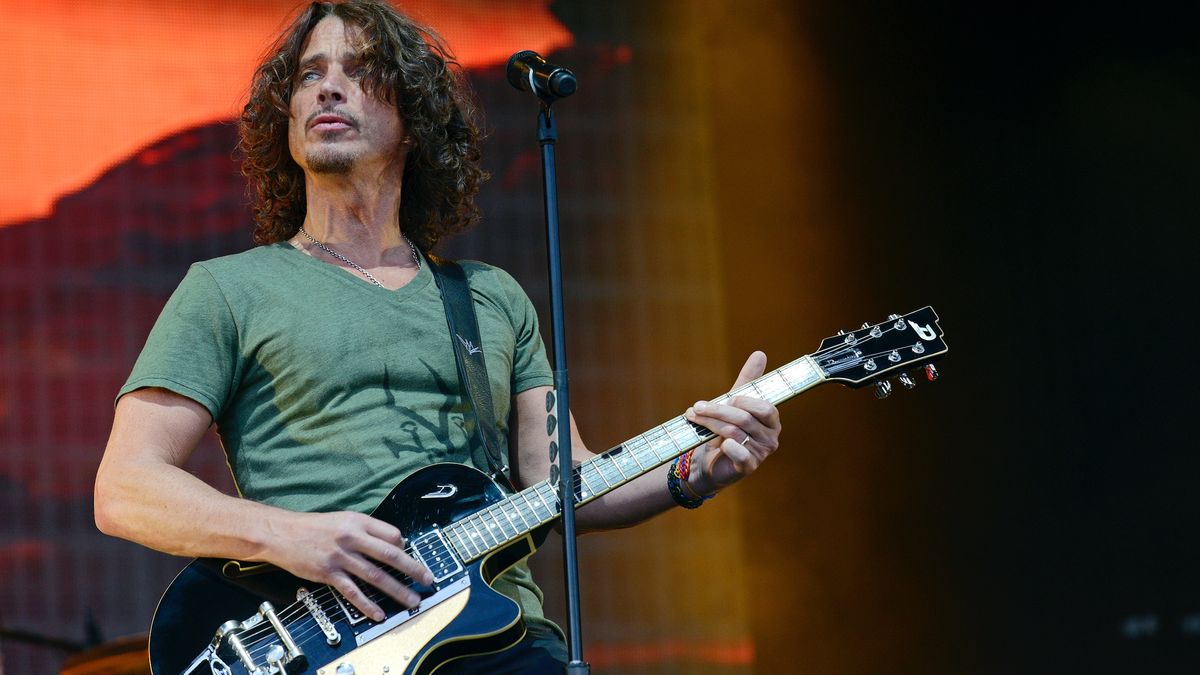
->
[318,73,346,103]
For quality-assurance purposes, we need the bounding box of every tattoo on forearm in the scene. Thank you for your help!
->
[546,389,560,484]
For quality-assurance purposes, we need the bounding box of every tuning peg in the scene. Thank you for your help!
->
[925,364,940,381]
[898,372,916,389]
[874,380,893,399]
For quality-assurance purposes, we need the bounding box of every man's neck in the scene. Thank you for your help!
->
[300,170,409,267]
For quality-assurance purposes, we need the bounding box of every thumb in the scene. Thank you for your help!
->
[732,351,768,389]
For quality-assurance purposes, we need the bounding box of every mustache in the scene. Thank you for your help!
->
[305,108,360,129]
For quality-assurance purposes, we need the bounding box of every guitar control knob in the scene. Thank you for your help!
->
[925,364,940,381]
[898,372,916,389]
[875,380,893,399]
[336,663,356,675]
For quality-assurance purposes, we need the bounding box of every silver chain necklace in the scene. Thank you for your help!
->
[298,227,421,287]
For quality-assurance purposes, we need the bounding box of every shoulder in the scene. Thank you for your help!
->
[156,244,300,319]
[456,259,519,286]
[193,243,294,277]
[449,259,540,324]
[454,259,530,300]
[182,243,299,296]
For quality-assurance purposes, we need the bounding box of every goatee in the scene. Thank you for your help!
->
[306,149,355,174]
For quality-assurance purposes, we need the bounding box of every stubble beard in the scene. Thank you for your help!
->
[305,145,356,174]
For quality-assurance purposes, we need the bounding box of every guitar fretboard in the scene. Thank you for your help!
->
[440,356,825,562]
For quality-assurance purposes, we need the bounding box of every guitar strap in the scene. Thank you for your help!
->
[427,255,517,493]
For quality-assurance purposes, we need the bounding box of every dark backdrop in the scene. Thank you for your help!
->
[716,1,1198,672]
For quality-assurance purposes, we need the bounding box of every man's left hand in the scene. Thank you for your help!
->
[684,351,782,496]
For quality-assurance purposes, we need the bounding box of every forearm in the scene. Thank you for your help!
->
[574,459,709,532]
[97,389,430,620]
[512,387,714,532]
[577,364,786,531]
[94,454,295,562]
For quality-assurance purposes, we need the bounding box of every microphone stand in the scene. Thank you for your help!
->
[535,99,589,674]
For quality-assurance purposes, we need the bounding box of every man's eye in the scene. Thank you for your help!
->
[300,71,320,83]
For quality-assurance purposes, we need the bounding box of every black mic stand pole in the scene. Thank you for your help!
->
[536,99,589,674]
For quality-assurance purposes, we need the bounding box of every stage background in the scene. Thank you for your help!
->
[1,1,1196,673]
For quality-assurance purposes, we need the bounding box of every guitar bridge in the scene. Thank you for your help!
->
[208,601,306,674]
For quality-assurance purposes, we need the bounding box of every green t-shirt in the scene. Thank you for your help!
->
[119,242,563,648]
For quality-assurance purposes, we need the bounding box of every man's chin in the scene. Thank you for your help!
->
[306,151,355,175]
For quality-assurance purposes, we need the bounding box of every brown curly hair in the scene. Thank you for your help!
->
[238,0,487,251]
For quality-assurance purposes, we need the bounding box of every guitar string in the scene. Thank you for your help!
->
[237,483,576,656]
[823,344,924,373]
[229,482,568,651]
[241,430,719,655]
[236,576,402,652]
[244,382,795,654]
[238,419,722,654]
[241,572,429,657]
[245,433,727,655]
[241,488,572,657]
[244,531,512,656]
[238,514,527,657]
[232,321,932,656]
[235,547,425,653]
[251,433,740,656]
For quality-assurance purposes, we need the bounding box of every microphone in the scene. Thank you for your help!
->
[506,50,578,100]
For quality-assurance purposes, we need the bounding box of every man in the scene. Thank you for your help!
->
[94,1,781,671]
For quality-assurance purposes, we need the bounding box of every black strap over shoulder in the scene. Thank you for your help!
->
[427,255,516,492]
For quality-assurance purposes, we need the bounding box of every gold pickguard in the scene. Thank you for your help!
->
[316,587,470,675]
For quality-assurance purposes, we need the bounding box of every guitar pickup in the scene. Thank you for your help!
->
[411,529,464,584]
[329,529,465,626]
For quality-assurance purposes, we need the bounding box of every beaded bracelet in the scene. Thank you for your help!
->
[667,450,714,509]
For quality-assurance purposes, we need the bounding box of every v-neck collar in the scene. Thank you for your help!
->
[273,241,434,302]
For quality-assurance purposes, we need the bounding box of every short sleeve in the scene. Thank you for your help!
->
[498,271,553,393]
[117,264,242,421]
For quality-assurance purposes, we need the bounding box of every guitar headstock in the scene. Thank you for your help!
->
[814,306,947,397]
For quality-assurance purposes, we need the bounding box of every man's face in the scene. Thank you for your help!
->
[288,16,406,176]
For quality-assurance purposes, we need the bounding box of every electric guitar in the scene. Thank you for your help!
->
[148,307,948,674]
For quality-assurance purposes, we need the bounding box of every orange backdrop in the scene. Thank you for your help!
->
[0,0,571,227]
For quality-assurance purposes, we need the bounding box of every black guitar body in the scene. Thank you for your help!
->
[149,463,550,675]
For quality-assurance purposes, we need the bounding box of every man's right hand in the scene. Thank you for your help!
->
[96,389,436,625]
[268,510,436,622]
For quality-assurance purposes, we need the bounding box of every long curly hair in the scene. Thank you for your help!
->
[238,0,487,251]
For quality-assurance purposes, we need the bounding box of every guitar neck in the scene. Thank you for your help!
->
[438,356,827,563]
